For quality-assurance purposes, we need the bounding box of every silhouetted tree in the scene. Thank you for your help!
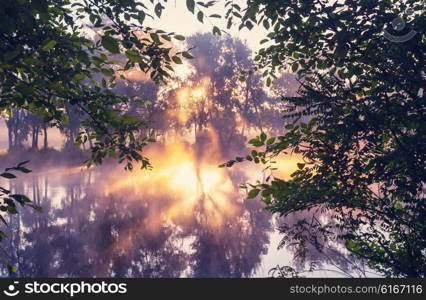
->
[221,0,426,277]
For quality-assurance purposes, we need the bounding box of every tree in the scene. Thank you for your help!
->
[161,33,286,152]
[220,0,426,277]
[4,110,30,150]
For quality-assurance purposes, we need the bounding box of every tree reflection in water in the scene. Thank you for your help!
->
[0,152,273,277]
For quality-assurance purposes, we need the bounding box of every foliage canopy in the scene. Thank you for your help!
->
[221,0,426,277]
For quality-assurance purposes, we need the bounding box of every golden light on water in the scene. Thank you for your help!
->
[103,137,238,229]
[99,75,301,230]
[103,77,231,226]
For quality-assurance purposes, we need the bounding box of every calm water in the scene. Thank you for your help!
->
[0,150,296,278]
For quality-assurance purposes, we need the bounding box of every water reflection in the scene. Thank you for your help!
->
[0,146,274,277]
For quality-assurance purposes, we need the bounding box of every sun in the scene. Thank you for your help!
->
[191,88,206,99]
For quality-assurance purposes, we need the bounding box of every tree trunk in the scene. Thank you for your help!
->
[43,125,48,150]
[32,127,39,150]
[7,124,13,151]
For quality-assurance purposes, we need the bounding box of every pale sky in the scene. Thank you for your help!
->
[144,0,268,52]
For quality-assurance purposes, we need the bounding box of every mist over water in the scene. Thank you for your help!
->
[0,131,296,277]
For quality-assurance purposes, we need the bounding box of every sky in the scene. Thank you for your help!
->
[144,0,268,52]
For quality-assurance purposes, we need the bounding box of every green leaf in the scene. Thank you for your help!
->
[154,3,163,18]
[101,35,120,54]
[17,167,31,173]
[263,19,270,30]
[7,206,17,214]
[172,56,183,64]
[11,194,31,206]
[101,68,114,77]
[41,40,57,51]
[260,132,267,142]
[161,34,172,41]
[297,163,305,170]
[72,73,86,81]
[245,21,254,30]
[186,0,195,13]
[197,11,204,23]
[126,50,143,63]
[137,11,146,24]
[266,137,276,145]
[174,35,186,41]
[0,173,16,179]
[212,26,221,36]
[248,189,260,199]
[150,33,161,44]
[181,52,194,59]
